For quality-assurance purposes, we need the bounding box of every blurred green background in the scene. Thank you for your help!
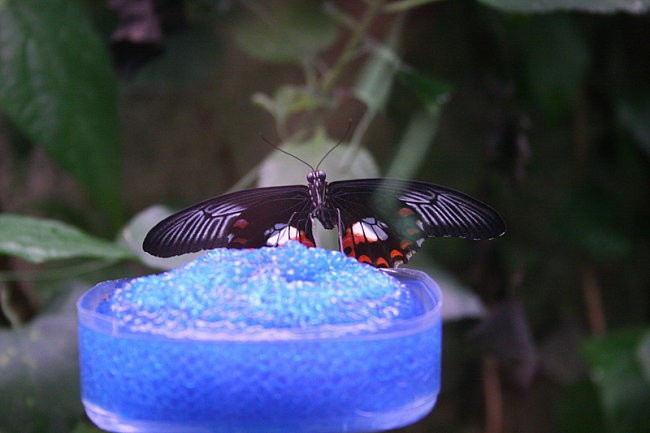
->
[1,1,649,432]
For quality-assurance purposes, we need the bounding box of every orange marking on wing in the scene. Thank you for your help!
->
[357,255,373,264]
[400,240,414,250]
[406,228,421,235]
[390,249,404,259]
[399,207,416,216]
[374,257,390,268]
[232,237,248,245]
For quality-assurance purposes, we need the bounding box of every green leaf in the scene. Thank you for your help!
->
[354,44,400,113]
[385,109,440,179]
[0,214,135,263]
[0,284,85,433]
[479,0,650,13]
[252,85,325,129]
[232,0,339,63]
[0,0,123,224]
[582,328,650,433]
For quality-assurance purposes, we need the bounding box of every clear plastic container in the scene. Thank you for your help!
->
[77,268,442,433]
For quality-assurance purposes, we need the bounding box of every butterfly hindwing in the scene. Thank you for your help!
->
[143,186,315,257]
[329,179,505,267]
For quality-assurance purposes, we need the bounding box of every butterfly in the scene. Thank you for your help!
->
[143,167,506,268]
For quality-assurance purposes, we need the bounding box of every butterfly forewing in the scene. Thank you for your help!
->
[143,186,314,257]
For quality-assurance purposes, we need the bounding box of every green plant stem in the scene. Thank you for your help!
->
[320,0,384,94]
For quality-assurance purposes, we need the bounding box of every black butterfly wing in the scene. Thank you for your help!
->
[329,179,506,267]
[143,185,315,257]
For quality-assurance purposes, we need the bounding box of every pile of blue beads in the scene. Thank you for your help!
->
[105,242,423,335]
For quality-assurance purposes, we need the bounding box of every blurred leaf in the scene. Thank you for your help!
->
[252,85,325,128]
[479,0,650,13]
[555,188,631,261]
[617,93,650,156]
[0,284,85,433]
[385,109,439,179]
[415,261,486,321]
[514,16,588,119]
[353,15,405,112]
[0,214,135,264]
[396,68,452,116]
[469,298,539,387]
[354,44,400,112]
[232,0,338,63]
[582,328,650,433]
[0,0,123,224]
[120,205,204,270]
[558,380,606,433]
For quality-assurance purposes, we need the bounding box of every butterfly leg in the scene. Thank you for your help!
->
[336,208,345,253]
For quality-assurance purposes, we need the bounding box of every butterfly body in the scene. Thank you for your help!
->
[306,170,337,230]
[143,170,505,268]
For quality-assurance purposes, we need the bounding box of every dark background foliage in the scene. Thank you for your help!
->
[1,1,649,432]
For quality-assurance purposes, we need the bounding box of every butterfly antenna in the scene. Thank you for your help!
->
[261,134,315,171]
[315,119,353,170]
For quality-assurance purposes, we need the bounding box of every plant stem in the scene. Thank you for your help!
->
[581,261,606,335]
[483,354,504,433]
[320,0,384,94]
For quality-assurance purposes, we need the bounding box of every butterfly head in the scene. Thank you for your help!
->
[307,169,327,185]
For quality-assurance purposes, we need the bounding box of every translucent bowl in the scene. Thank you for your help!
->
[77,268,442,433]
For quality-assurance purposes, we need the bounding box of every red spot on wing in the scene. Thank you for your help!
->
[342,229,355,255]
[233,218,249,229]
[232,237,248,245]
[399,207,416,217]
[298,231,315,248]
